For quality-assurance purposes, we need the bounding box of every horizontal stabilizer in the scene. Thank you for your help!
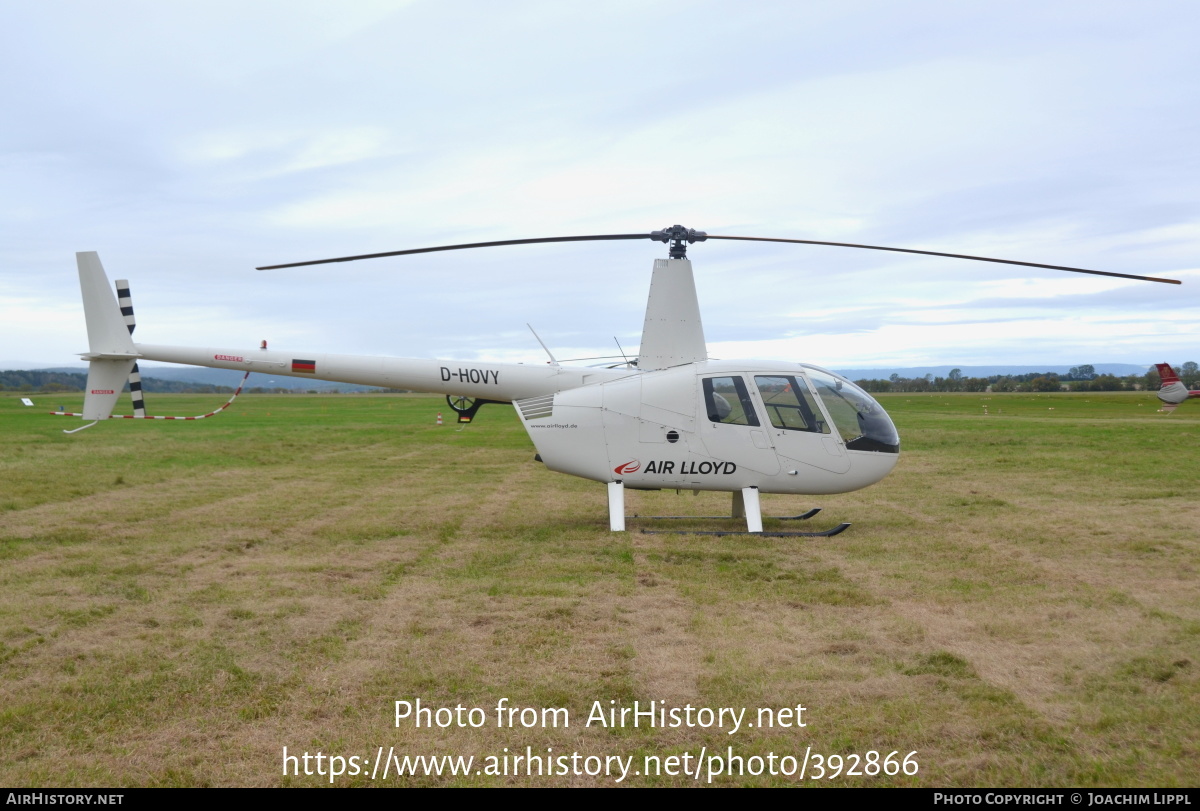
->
[80,351,141,360]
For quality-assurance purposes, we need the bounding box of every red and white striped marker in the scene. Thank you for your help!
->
[53,371,251,422]
[436,412,443,425]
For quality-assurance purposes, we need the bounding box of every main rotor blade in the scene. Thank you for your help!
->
[259,226,1182,285]
[256,233,652,270]
[706,235,1182,285]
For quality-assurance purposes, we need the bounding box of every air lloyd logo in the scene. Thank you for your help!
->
[214,354,244,362]
[614,459,737,475]
[90,389,115,394]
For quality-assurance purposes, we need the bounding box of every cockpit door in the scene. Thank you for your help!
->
[696,374,780,475]
[751,373,850,474]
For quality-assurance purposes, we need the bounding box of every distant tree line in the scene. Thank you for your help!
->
[0,370,411,395]
[853,363,1198,394]
[0,370,235,394]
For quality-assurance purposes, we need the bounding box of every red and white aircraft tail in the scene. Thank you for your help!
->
[1155,363,1199,413]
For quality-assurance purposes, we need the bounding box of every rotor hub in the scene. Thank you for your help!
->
[650,225,708,259]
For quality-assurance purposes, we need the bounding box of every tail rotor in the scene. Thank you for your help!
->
[115,279,147,418]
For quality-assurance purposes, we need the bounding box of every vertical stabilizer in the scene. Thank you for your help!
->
[638,258,707,371]
[78,252,137,356]
[76,253,139,421]
[1155,363,1181,385]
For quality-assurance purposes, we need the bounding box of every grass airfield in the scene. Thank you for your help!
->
[1,389,1196,787]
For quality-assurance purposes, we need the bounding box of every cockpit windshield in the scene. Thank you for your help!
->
[801,367,900,453]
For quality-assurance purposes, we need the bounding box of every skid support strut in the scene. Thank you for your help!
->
[608,481,626,532]
[741,486,763,533]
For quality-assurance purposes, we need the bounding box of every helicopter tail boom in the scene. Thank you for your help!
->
[69,253,639,427]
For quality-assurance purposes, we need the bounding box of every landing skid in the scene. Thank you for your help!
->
[632,508,822,521]
[606,483,849,536]
[640,522,851,538]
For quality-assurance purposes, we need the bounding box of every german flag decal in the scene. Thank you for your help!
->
[292,359,316,374]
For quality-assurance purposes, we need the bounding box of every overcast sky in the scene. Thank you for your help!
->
[2,0,1197,374]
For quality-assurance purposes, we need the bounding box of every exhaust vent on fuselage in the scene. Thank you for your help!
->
[516,394,555,420]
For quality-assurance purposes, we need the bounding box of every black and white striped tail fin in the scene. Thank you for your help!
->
[115,279,146,418]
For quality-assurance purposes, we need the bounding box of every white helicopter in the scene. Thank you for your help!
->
[65,226,1181,535]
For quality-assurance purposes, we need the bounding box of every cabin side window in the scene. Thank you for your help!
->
[753,375,829,434]
[702,376,760,426]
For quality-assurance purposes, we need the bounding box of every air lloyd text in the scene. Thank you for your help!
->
[644,460,736,475]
